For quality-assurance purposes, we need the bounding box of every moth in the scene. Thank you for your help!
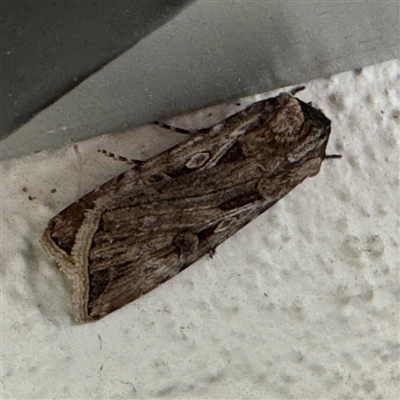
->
[41,89,339,322]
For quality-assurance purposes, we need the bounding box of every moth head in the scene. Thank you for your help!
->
[287,99,332,163]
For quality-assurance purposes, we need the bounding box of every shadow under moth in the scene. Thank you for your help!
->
[41,89,339,322]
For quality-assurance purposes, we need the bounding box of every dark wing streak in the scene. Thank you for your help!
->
[45,96,287,254]
[90,177,263,258]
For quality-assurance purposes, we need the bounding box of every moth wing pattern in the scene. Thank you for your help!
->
[41,93,332,322]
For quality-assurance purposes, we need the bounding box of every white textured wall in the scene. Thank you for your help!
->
[2,59,399,399]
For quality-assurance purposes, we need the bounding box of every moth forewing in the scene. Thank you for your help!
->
[41,92,333,322]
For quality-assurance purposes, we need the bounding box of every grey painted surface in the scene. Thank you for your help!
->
[1,0,399,160]
[0,0,194,139]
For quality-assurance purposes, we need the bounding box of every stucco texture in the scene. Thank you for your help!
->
[2,60,399,399]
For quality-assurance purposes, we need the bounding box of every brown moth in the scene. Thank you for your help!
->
[41,90,338,322]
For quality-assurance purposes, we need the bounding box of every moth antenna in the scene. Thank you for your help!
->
[154,121,192,134]
[98,149,143,166]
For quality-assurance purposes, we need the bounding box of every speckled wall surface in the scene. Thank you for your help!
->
[2,60,399,399]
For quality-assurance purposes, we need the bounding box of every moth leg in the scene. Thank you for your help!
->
[288,86,306,96]
[209,247,217,259]
[154,121,210,136]
[325,154,342,159]
[97,149,143,167]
